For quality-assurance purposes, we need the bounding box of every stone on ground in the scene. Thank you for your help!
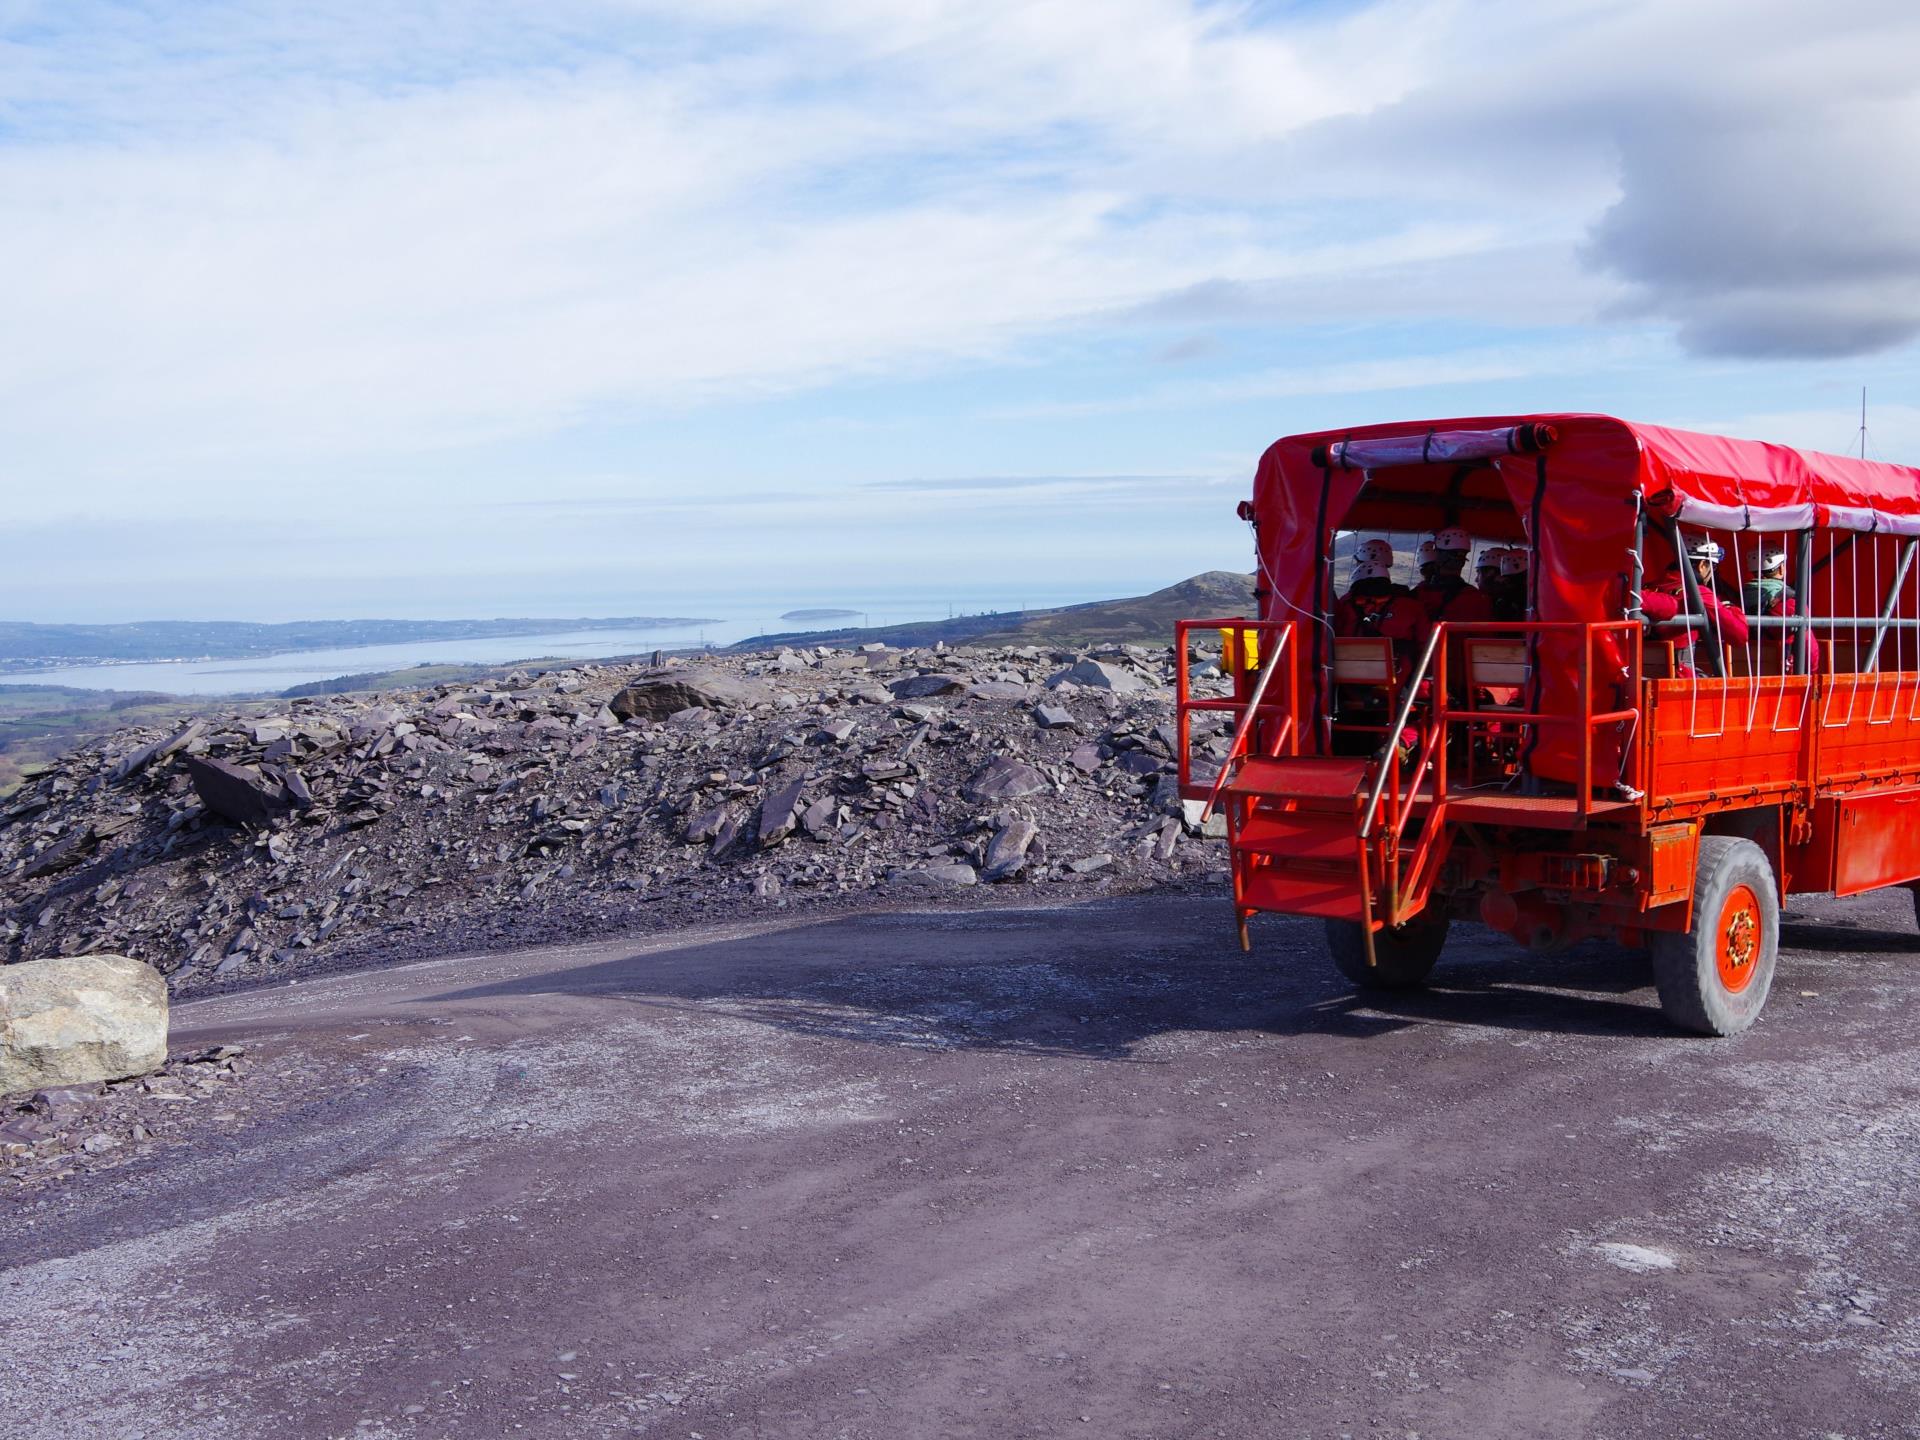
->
[982,819,1039,881]
[1046,658,1143,692]
[962,757,1049,803]
[184,755,292,827]
[1,954,169,1098]
[609,669,765,721]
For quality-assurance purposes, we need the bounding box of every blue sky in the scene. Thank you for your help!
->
[4,0,1919,621]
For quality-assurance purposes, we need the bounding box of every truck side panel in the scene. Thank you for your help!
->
[1644,678,1806,809]
[1791,789,1920,896]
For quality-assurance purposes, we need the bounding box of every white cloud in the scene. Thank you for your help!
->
[3,0,1920,618]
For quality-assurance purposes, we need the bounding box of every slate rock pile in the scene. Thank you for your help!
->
[0,643,1238,996]
[2,1043,250,1191]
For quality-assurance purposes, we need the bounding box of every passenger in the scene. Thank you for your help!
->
[1743,548,1818,673]
[1354,537,1395,570]
[1474,547,1505,596]
[1332,561,1422,757]
[1494,548,1529,621]
[1412,527,1495,627]
[1642,538,1749,674]
[1744,548,1788,613]
[1415,539,1438,589]
[1334,561,1423,649]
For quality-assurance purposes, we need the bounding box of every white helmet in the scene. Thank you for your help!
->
[1499,549,1530,576]
[1354,538,1395,567]
[1416,540,1438,566]
[1432,526,1472,553]
[1684,537,1724,563]
[1350,560,1393,584]
[1476,547,1506,572]
[1761,548,1787,575]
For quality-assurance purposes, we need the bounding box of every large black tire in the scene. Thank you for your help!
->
[1327,914,1449,991]
[1651,836,1778,1035]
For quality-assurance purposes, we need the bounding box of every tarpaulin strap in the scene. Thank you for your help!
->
[1517,452,1549,779]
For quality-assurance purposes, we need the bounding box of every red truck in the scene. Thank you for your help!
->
[1178,414,1920,1034]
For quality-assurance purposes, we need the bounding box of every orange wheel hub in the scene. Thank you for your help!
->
[1715,884,1762,993]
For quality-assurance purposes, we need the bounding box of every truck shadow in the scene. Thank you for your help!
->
[1778,920,1919,955]
[431,898,1679,1057]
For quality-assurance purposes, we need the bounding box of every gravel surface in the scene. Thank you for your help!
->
[6,888,1920,1438]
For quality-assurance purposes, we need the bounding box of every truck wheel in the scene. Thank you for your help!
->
[1651,836,1777,1035]
[1327,915,1449,991]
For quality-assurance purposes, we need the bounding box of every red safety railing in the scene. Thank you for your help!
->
[1356,620,1644,925]
[1435,620,1645,819]
[1174,618,1299,808]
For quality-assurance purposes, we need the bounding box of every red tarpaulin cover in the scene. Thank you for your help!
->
[1248,414,1920,783]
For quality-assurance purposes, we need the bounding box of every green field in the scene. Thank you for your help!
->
[0,686,218,798]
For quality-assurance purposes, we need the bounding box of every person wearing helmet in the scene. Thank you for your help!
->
[1415,539,1438,587]
[1741,546,1818,673]
[1413,526,1495,628]
[1643,536,1748,675]
[1334,560,1422,644]
[1744,547,1788,613]
[1494,547,1530,621]
[1354,537,1396,570]
[1474,546,1505,595]
[1332,560,1423,756]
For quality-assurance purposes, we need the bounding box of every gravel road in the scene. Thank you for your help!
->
[5,890,1919,1439]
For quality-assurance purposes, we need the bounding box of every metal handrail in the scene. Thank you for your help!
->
[1359,626,1443,839]
[1200,624,1292,823]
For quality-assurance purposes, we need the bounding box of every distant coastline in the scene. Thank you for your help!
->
[0,616,717,673]
[779,607,862,622]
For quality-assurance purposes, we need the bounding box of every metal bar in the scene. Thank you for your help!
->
[1436,709,1641,726]
[1175,621,1192,796]
[1199,623,1290,823]
[1670,518,1724,678]
[1580,626,1593,821]
[1360,626,1444,839]
[1742,615,1920,630]
[1627,500,1646,622]
[1863,537,1918,672]
[1354,831,1378,966]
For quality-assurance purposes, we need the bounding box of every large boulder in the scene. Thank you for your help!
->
[1045,658,1144,692]
[111,719,205,783]
[184,754,292,826]
[1,955,168,1097]
[962,757,1050,803]
[610,670,766,721]
[982,819,1039,880]
[889,673,970,700]
[756,778,809,847]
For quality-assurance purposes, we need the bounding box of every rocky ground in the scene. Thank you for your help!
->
[1,1043,258,1191]
[1,642,1235,999]
[8,893,1920,1438]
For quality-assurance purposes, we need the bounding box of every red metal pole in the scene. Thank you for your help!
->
[1580,625,1593,820]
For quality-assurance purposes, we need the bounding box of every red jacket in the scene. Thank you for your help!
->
[1412,579,1495,628]
[1335,592,1424,645]
[1644,582,1749,673]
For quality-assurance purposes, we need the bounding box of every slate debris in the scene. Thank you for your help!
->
[1,1044,255,1190]
[0,642,1239,994]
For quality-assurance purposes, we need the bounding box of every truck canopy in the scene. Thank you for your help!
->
[1250,413,1920,780]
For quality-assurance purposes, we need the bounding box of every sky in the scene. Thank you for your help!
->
[4,0,1920,622]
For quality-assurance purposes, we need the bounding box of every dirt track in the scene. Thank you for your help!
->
[5,890,1920,1439]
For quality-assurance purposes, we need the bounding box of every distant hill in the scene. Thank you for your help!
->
[0,616,717,672]
[730,572,1257,651]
